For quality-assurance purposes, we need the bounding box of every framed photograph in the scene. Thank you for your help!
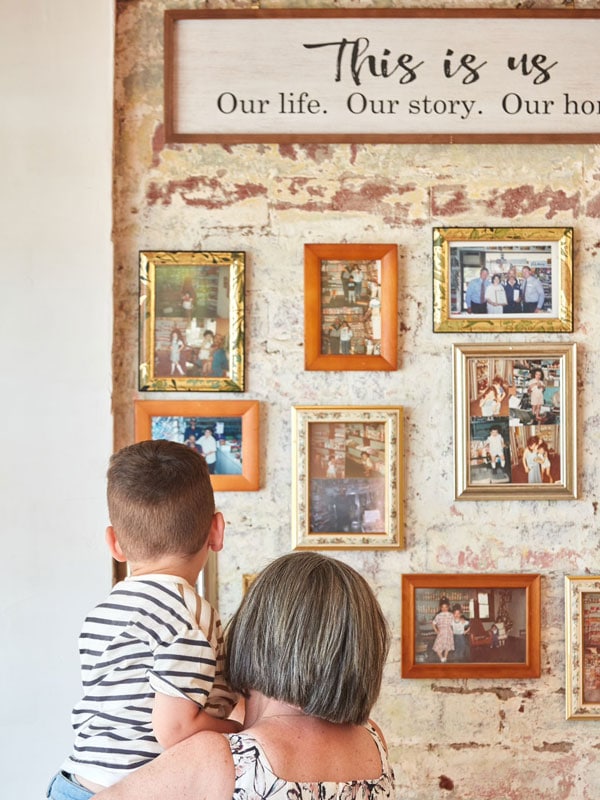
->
[433,227,573,333]
[134,399,259,491]
[304,244,398,371]
[565,576,600,720]
[401,573,541,679]
[139,250,245,391]
[453,343,577,500]
[291,406,404,550]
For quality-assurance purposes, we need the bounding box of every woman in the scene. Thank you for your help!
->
[94,552,394,800]
[528,367,546,420]
[485,273,507,315]
[504,267,522,313]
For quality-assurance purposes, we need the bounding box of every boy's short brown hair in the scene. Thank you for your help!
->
[107,440,215,561]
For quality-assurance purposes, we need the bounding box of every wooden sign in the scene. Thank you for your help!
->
[165,9,600,144]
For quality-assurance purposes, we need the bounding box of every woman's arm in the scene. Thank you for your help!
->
[93,731,235,800]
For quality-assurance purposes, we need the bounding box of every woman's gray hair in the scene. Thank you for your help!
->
[225,551,390,725]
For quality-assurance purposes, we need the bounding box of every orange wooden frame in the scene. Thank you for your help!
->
[304,243,398,372]
[401,573,541,679]
[134,400,259,492]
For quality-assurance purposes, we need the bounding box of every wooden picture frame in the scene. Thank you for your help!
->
[304,243,398,371]
[433,227,573,333]
[291,405,404,550]
[134,400,259,491]
[139,250,245,392]
[565,576,600,720]
[453,342,577,501]
[401,573,541,679]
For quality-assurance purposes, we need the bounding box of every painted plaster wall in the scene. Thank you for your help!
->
[1,1,114,796]
[114,2,600,797]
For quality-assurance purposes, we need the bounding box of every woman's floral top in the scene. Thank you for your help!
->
[225,723,394,799]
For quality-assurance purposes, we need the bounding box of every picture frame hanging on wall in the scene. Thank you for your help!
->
[139,250,245,392]
[453,342,577,501]
[304,243,398,371]
[291,405,404,550]
[433,227,573,333]
[565,576,600,720]
[401,573,541,679]
[134,399,259,491]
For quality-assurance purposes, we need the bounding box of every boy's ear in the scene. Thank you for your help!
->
[207,511,225,553]
[105,526,127,562]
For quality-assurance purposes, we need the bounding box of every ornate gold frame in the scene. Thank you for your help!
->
[453,342,577,501]
[292,405,404,550]
[433,227,573,333]
[139,250,245,391]
[565,576,600,720]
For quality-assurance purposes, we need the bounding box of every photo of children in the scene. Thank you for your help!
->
[467,355,562,487]
[414,587,528,665]
[320,258,382,355]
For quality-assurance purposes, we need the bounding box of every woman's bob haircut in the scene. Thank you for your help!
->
[225,551,390,725]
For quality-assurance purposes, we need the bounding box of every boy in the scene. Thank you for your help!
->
[47,440,240,800]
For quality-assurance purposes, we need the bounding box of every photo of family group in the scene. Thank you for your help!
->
[150,415,243,475]
[449,241,555,318]
[413,586,529,665]
[153,264,232,379]
[308,420,386,535]
[468,356,561,486]
[320,258,383,356]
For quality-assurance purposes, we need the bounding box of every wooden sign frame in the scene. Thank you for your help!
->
[165,8,600,144]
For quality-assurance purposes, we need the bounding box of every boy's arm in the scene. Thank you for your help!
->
[152,691,242,750]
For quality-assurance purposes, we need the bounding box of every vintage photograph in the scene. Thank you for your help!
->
[565,576,600,719]
[292,406,403,550]
[433,227,573,333]
[402,574,541,679]
[304,244,397,371]
[134,400,259,491]
[139,250,245,391]
[453,343,577,500]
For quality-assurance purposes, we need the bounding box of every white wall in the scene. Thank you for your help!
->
[0,2,113,794]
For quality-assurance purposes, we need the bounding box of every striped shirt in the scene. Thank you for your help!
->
[61,574,237,787]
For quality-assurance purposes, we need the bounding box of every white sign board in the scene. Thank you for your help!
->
[165,10,600,143]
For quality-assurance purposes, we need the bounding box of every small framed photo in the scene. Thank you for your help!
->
[291,406,404,550]
[433,227,573,333]
[453,342,577,500]
[139,250,245,391]
[565,576,600,720]
[304,243,398,371]
[134,399,259,491]
[401,573,541,679]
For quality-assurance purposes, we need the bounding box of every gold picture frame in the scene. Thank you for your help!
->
[565,576,600,720]
[453,342,577,500]
[433,227,573,333]
[139,250,245,391]
[304,243,398,371]
[134,399,259,492]
[292,405,404,550]
[402,573,541,679]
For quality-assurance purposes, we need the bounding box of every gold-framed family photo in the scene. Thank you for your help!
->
[291,406,404,550]
[565,576,600,720]
[139,250,245,391]
[433,227,573,333]
[453,343,577,500]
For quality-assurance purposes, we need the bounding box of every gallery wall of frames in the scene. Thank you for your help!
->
[114,2,600,797]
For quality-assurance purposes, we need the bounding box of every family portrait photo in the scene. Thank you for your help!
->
[453,343,576,500]
[433,227,573,333]
[139,251,245,391]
